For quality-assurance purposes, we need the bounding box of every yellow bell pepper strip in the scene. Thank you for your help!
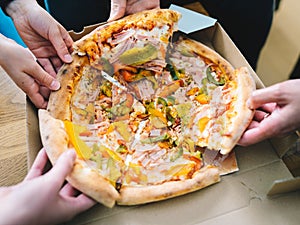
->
[198,117,210,133]
[64,121,92,160]
[195,93,210,104]
[173,163,195,178]
[186,87,200,96]
[148,108,168,124]
[111,121,131,142]
[106,157,122,185]
[166,162,195,179]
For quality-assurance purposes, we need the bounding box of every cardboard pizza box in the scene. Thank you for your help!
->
[26,5,300,225]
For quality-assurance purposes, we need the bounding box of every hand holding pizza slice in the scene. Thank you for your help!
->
[38,9,255,208]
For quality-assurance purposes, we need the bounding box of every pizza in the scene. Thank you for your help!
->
[38,8,255,208]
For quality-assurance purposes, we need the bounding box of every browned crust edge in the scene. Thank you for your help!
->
[73,8,181,53]
[117,165,220,205]
[219,67,256,154]
[177,38,235,77]
[47,54,90,120]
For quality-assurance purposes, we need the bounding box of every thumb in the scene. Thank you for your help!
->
[48,150,76,188]
[108,0,126,21]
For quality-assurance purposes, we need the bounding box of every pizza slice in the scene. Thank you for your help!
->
[166,37,255,154]
[47,8,181,120]
[74,8,180,97]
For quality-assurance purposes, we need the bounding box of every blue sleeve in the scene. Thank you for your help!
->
[0,7,26,47]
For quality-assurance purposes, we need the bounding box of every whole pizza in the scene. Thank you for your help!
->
[39,9,255,207]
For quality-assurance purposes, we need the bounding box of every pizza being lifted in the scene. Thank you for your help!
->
[39,8,255,208]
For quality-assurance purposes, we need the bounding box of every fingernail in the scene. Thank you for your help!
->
[246,99,253,109]
[50,80,60,90]
[64,54,73,63]
[108,13,117,21]
[66,149,76,160]
[108,5,119,21]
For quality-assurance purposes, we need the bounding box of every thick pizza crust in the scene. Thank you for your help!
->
[38,109,120,208]
[219,67,255,154]
[47,54,89,120]
[175,38,235,78]
[117,165,220,205]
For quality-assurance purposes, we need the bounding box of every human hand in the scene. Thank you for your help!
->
[6,0,73,76]
[0,148,96,225]
[0,34,61,108]
[238,79,300,146]
[108,0,160,21]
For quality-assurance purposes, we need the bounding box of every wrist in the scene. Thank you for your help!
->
[0,34,12,65]
[0,0,14,16]
[0,186,30,225]
[4,0,36,18]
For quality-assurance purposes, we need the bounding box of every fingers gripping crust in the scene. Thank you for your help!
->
[38,109,119,208]
[220,67,256,154]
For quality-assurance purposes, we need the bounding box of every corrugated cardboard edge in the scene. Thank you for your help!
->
[212,23,265,89]
[270,133,299,158]
[267,133,300,195]
[26,96,42,169]
[267,176,300,196]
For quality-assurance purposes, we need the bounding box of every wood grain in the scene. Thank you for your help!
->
[0,67,27,186]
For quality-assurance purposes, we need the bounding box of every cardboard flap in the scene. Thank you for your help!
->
[268,177,300,196]
[26,96,42,168]
[269,133,299,158]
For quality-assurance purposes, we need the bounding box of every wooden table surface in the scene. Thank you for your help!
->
[0,67,28,186]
